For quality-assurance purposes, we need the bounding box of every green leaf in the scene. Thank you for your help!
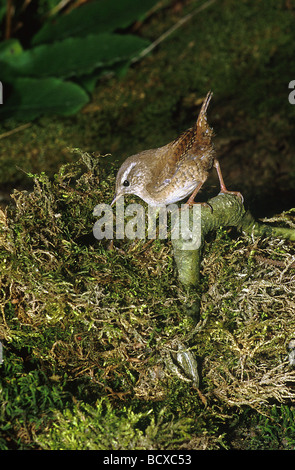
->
[0,39,23,61]
[32,0,158,45]
[75,60,134,93]
[0,77,89,120]
[2,34,150,79]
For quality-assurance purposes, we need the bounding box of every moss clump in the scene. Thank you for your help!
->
[0,152,216,449]
[35,397,199,450]
[230,405,295,450]
[0,152,295,449]
[197,227,295,412]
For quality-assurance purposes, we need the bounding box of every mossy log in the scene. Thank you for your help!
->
[172,193,295,286]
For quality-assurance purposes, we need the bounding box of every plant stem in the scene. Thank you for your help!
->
[172,193,295,286]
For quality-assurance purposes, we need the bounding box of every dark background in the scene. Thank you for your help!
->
[0,0,295,217]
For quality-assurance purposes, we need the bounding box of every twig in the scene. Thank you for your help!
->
[46,0,72,17]
[172,193,295,286]
[5,0,13,39]
[131,0,217,64]
[253,255,295,269]
[0,123,31,140]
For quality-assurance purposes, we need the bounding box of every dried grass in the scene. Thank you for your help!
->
[199,227,295,412]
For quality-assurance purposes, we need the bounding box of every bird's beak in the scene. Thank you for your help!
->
[111,194,121,206]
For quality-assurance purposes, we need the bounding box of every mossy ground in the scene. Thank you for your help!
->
[0,0,295,450]
[0,152,295,450]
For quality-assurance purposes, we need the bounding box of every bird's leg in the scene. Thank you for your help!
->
[214,159,243,201]
[185,181,213,211]
[186,181,204,205]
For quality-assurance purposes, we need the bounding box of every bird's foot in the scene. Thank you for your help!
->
[184,200,213,212]
[218,189,244,203]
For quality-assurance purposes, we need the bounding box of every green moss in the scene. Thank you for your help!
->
[36,398,195,450]
[229,405,295,450]
[0,0,295,450]
[0,152,211,448]
[0,151,294,449]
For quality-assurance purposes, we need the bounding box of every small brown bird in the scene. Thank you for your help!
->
[111,91,242,207]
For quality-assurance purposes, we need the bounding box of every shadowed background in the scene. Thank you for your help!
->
[0,0,294,217]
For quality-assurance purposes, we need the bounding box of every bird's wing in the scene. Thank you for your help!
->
[150,92,214,191]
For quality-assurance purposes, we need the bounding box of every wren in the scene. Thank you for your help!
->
[111,91,242,207]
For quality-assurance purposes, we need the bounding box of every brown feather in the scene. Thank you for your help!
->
[154,91,214,184]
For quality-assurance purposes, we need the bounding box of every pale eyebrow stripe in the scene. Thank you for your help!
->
[120,161,137,183]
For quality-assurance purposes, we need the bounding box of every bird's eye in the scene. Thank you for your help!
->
[123,180,130,187]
